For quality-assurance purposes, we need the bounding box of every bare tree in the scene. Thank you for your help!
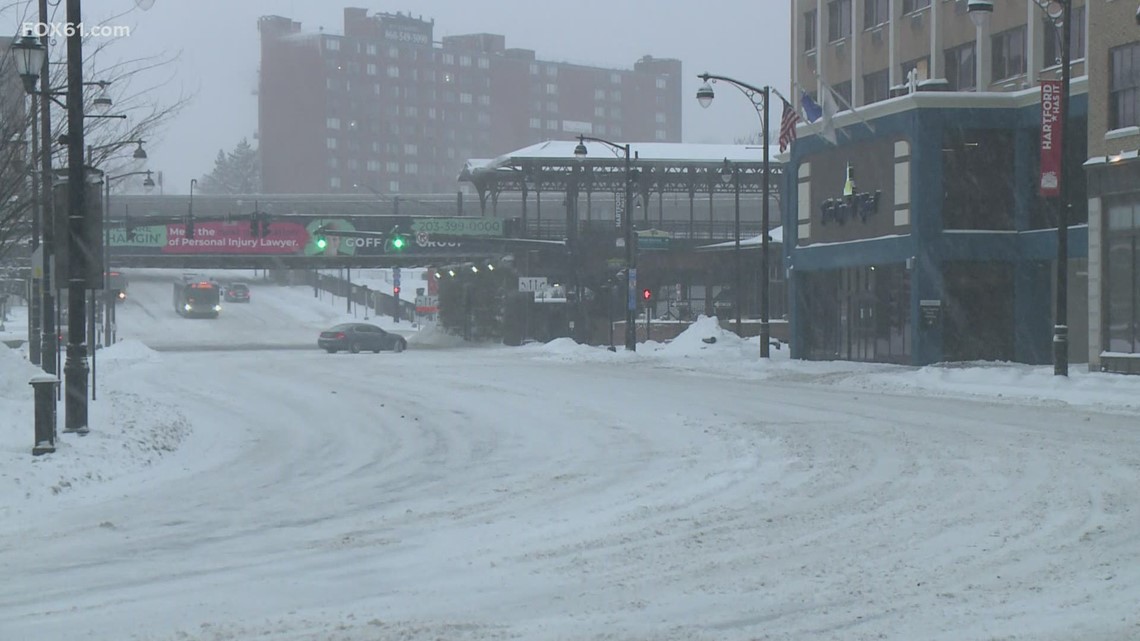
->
[0,3,193,261]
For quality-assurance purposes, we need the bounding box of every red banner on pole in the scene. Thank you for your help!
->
[1039,79,1064,198]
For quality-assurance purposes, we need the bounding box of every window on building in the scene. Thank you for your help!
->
[864,0,888,28]
[610,72,621,84]
[405,163,418,175]
[389,46,399,58]
[595,89,606,100]
[1111,43,1140,129]
[596,124,607,136]
[611,125,622,137]
[529,117,541,129]
[327,157,338,169]
[327,117,340,130]
[656,77,667,89]
[945,41,976,91]
[386,161,400,172]
[611,90,622,101]
[478,95,490,106]
[387,65,400,78]
[1106,198,1140,353]
[901,56,930,85]
[991,26,1026,81]
[546,83,558,95]
[404,144,418,155]
[443,53,454,64]
[330,176,341,189]
[373,83,381,95]
[389,180,399,193]
[594,106,606,117]
[942,129,1014,230]
[477,112,490,125]
[324,38,340,51]
[655,129,667,141]
[366,63,377,76]
[1040,5,1086,68]
[546,119,559,130]
[366,44,377,56]
[530,63,539,75]
[367,160,380,172]
[460,55,472,67]
[804,9,818,51]
[346,159,359,171]
[902,0,930,13]
[547,66,558,77]
[863,69,889,104]
[406,106,418,118]
[478,57,489,69]
[828,0,852,42]
[655,112,667,123]
[547,101,558,113]
[832,81,852,109]
[326,137,337,149]
[460,93,473,104]
[610,106,623,119]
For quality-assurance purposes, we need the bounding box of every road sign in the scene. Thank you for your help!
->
[31,247,43,279]
[518,276,547,292]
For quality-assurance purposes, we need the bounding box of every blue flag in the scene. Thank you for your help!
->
[801,91,823,123]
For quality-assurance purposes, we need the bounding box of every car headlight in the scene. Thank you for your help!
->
[213,305,222,311]
[184,304,192,311]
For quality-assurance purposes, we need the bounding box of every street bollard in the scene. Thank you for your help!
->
[30,374,59,456]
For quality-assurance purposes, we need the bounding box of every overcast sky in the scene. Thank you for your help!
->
[4,0,789,194]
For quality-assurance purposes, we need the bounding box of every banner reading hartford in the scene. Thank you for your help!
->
[162,221,310,254]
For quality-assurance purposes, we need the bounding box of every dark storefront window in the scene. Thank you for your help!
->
[1106,199,1140,353]
[943,261,1014,362]
[942,129,1014,230]
[800,264,910,363]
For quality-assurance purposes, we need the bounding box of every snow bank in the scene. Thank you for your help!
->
[406,323,469,348]
[98,339,160,364]
[0,341,44,399]
[656,315,748,357]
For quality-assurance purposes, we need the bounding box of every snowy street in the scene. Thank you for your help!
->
[2,275,1140,641]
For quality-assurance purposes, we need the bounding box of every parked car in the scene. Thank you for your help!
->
[223,282,250,303]
[318,323,407,354]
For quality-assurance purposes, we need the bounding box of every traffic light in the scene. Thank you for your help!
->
[315,235,327,250]
[393,285,401,296]
[390,234,406,250]
[642,288,652,301]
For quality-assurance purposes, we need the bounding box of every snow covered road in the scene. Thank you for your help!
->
[3,342,1140,641]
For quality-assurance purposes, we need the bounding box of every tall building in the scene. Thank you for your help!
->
[782,1,1090,366]
[258,8,682,196]
[1084,2,1140,373]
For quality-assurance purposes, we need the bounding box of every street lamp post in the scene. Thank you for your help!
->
[697,72,772,358]
[970,0,1071,376]
[573,134,637,351]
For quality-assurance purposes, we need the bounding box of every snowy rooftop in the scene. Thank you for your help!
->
[697,226,784,249]
[469,140,783,175]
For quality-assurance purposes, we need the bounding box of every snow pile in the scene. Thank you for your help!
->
[0,341,44,399]
[532,337,625,362]
[98,339,161,364]
[845,360,1140,412]
[656,315,748,358]
[406,323,468,348]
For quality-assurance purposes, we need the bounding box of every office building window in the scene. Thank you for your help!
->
[366,160,380,172]
[478,95,491,106]
[324,38,340,51]
[530,63,539,75]
[366,44,377,56]
[405,163,418,175]
[1111,43,1140,129]
[991,26,1026,81]
[804,9,817,51]
[611,125,622,137]
[546,101,558,113]
[460,55,472,67]
[595,88,606,100]
[610,106,622,119]
[902,0,930,13]
[945,41,976,91]
[389,181,399,193]
[330,176,341,188]
[443,53,454,64]
[901,56,930,84]
[1043,6,1085,66]
[655,112,667,123]
[656,77,667,89]
[326,117,341,130]
[864,0,887,28]
[832,81,852,109]
[389,46,399,58]
[326,137,337,149]
[460,93,473,104]
[366,63,377,76]
[611,90,622,101]
[595,106,606,117]
[406,106,418,118]
[1106,198,1140,353]
[863,69,889,104]
[386,161,400,172]
[547,66,558,77]
[387,65,400,78]
[828,0,852,42]
[596,124,607,136]
[546,83,558,95]
[529,117,541,129]
[655,129,667,141]
[546,119,559,130]
[610,72,622,84]
[478,57,489,69]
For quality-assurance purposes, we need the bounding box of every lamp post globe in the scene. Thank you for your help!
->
[11,31,46,94]
[967,0,994,27]
[696,81,715,109]
[133,142,147,159]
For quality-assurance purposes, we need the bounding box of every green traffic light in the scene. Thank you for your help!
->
[315,236,327,250]
[391,235,405,250]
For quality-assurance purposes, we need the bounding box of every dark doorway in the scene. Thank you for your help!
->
[943,261,1015,361]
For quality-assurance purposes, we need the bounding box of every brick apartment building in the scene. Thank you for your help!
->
[258,8,682,196]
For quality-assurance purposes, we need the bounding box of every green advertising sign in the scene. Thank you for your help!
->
[410,217,503,237]
[108,225,167,248]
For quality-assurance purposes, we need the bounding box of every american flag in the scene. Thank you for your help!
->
[778,98,799,152]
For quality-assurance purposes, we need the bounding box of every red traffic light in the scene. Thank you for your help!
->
[642,288,652,301]
[393,286,401,295]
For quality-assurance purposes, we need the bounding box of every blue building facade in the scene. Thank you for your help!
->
[784,86,1089,366]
